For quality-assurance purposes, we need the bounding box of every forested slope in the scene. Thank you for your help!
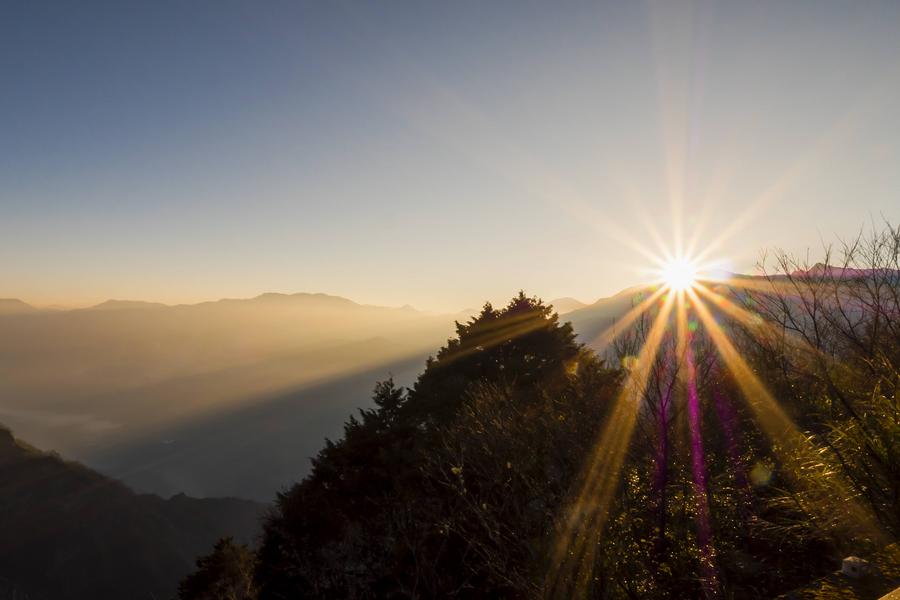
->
[0,427,263,600]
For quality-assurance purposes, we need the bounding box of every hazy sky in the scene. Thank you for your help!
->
[3,1,899,311]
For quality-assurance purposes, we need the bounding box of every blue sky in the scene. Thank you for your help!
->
[3,1,899,310]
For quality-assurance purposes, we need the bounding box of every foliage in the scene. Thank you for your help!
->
[735,223,900,544]
[253,293,589,598]
[179,537,258,600]
[184,227,900,598]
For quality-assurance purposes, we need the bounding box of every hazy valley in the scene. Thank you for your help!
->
[0,276,800,500]
[0,290,625,500]
[0,293,468,498]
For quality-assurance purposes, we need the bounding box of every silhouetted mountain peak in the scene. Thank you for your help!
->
[0,425,48,467]
[789,262,900,279]
[250,292,358,307]
[0,426,15,449]
[549,297,587,314]
[0,298,37,315]
[88,299,169,311]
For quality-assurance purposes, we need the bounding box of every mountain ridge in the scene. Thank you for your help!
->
[0,423,264,600]
[548,297,587,314]
[57,292,430,314]
[0,298,37,315]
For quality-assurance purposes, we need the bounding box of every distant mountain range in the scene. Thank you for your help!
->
[0,425,262,600]
[547,297,588,314]
[85,299,171,311]
[789,262,900,279]
[0,298,38,315]
[4,269,888,501]
[0,287,707,501]
[4,292,587,315]
[565,286,653,350]
[0,292,466,500]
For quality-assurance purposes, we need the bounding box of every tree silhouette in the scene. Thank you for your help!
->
[178,537,257,600]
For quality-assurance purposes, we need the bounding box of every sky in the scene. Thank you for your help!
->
[2,1,900,312]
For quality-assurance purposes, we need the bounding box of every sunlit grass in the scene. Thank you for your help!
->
[686,287,882,541]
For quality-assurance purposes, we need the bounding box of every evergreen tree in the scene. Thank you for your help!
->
[179,537,258,600]
[256,293,590,599]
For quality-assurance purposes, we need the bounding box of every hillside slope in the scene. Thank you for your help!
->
[0,426,263,600]
[0,292,460,499]
[0,298,37,315]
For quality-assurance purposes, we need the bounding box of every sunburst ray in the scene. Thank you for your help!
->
[549,293,676,597]
[686,287,883,541]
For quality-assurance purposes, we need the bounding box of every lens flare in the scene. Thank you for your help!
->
[660,257,698,291]
[549,241,883,597]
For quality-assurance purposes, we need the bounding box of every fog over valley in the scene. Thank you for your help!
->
[0,293,466,498]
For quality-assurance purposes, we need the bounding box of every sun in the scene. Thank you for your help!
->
[660,257,698,291]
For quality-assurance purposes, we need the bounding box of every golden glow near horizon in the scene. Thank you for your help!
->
[7,3,898,312]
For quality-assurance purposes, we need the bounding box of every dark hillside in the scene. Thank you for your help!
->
[0,426,263,600]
